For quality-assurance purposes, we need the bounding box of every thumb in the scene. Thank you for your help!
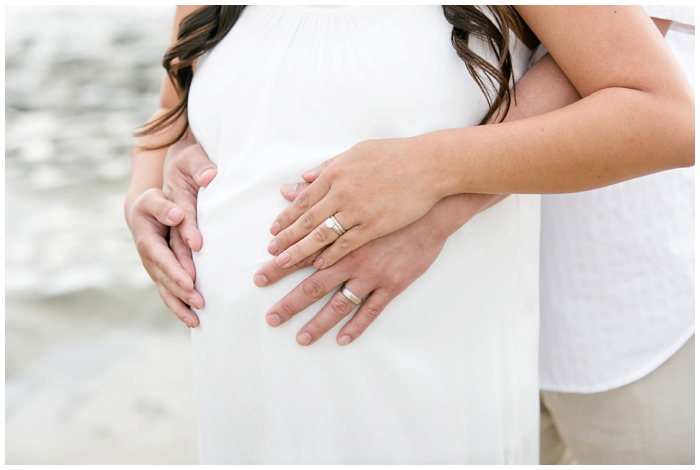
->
[280,182,310,202]
[133,188,185,227]
[155,199,185,227]
[180,143,218,187]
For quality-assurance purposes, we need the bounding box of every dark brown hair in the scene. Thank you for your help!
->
[138,6,533,146]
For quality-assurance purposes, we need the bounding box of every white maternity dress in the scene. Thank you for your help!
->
[189,6,539,464]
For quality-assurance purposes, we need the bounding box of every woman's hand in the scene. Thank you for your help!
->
[126,187,202,327]
[267,137,447,272]
[125,134,217,328]
[257,181,504,346]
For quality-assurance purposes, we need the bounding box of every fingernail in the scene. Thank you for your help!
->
[281,183,297,195]
[254,274,268,287]
[188,298,199,309]
[297,332,312,346]
[338,335,352,346]
[270,221,281,235]
[267,314,281,327]
[268,239,279,255]
[186,238,194,250]
[167,208,183,223]
[275,252,291,268]
[183,318,193,328]
[313,258,324,269]
[198,168,216,183]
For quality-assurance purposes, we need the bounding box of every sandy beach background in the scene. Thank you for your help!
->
[5,6,200,464]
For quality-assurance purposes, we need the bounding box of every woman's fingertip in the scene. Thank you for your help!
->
[270,221,281,236]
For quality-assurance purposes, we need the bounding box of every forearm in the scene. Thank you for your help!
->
[125,6,203,223]
[425,6,694,198]
[428,87,692,196]
[417,53,581,237]
[124,108,186,224]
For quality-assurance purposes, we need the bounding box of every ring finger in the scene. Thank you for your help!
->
[274,212,352,269]
[296,283,368,346]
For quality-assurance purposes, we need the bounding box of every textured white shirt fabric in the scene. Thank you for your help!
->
[538,5,695,393]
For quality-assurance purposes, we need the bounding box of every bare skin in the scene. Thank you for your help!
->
[124,5,207,327]
[267,6,693,272]
[126,7,693,343]
[130,51,579,344]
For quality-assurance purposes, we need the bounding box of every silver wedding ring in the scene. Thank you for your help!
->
[324,215,346,236]
[341,285,362,305]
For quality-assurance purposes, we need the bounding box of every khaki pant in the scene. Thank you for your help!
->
[540,336,695,465]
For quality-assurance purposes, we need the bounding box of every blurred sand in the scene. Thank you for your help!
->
[5,6,198,464]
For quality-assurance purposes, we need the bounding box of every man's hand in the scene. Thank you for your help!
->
[255,182,504,346]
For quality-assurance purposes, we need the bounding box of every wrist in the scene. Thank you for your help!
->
[411,128,469,200]
[423,193,505,240]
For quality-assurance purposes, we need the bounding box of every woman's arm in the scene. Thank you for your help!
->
[124,5,207,327]
[257,52,583,346]
[431,6,693,195]
[268,6,693,271]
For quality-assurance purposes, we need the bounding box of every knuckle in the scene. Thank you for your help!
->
[287,244,304,261]
[329,296,352,319]
[295,192,310,210]
[276,231,290,248]
[276,301,298,321]
[312,226,330,244]
[302,277,328,300]
[157,285,168,299]
[270,263,285,280]
[300,214,315,231]
[135,238,152,256]
[307,317,331,335]
[335,235,352,251]
[161,275,173,290]
[276,213,291,229]
[362,302,383,320]
[153,257,167,274]
[162,184,174,199]
[385,272,406,291]
[162,276,183,296]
